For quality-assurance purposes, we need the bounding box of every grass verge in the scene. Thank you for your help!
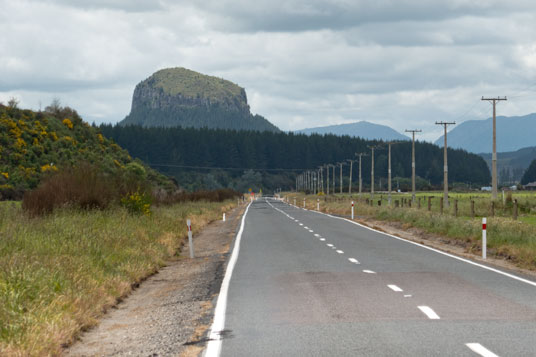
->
[0,200,235,356]
[290,193,536,271]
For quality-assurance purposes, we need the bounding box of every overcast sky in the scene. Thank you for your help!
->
[1,0,535,141]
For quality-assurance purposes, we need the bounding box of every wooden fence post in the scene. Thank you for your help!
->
[440,197,443,214]
[428,197,432,211]
[418,197,421,209]
[454,199,458,217]
[471,200,475,218]
[513,199,518,220]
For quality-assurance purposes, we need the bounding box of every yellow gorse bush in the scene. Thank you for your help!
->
[62,118,73,129]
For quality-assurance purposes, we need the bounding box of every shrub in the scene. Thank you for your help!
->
[121,191,152,215]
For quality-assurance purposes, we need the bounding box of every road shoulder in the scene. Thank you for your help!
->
[65,204,246,357]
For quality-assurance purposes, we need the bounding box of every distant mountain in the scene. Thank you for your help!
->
[435,113,536,153]
[120,67,279,132]
[295,121,409,141]
[479,146,536,184]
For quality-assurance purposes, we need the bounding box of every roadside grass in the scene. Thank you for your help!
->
[0,200,235,356]
[290,192,536,271]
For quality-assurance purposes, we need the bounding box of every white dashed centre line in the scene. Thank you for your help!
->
[304,226,309,229]
[319,238,326,241]
[404,295,412,298]
[309,230,314,233]
[362,269,375,273]
[418,306,440,320]
[314,234,320,237]
[348,258,360,264]
[299,223,303,226]
[336,250,344,254]
[466,343,499,357]
[327,244,334,247]
[387,285,403,292]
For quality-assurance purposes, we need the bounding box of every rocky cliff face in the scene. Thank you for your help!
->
[120,68,279,132]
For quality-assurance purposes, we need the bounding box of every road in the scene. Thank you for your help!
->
[205,198,536,356]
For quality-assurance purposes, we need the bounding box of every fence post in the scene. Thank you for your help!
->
[395,200,399,208]
[454,199,458,217]
[440,197,443,214]
[187,219,194,259]
[418,197,421,209]
[303,198,306,208]
[317,199,320,211]
[491,201,495,217]
[482,217,487,259]
[223,213,226,222]
[471,200,475,218]
[428,197,432,211]
[351,201,354,220]
[513,199,518,220]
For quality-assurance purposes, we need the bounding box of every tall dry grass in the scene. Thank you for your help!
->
[0,200,235,356]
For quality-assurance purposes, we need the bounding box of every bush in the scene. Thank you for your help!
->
[22,163,117,216]
[121,191,152,215]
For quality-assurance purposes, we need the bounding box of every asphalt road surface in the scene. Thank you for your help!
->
[205,198,536,357]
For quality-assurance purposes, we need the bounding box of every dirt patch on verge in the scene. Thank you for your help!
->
[355,217,536,279]
[65,204,246,357]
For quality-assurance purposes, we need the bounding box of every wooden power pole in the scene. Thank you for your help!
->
[347,159,355,194]
[405,129,422,204]
[481,96,507,200]
[435,122,455,210]
[355,153,368,196]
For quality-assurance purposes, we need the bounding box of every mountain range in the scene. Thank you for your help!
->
[434,113,536,153]
[120,67,279,132]
[295,121,409,141]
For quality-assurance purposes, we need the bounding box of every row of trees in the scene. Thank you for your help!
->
[100,124,491,192]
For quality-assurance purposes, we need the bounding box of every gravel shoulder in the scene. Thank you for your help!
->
[65,204,246,357]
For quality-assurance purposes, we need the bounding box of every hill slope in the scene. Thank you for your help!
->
[120,67,279,132]
[435,113,536,153]
[295,121,409,141]
[0,103,171,199]
[479,146,536,184]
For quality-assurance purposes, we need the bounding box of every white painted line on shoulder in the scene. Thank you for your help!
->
[387,284,403,292]
[466,343,499,357]
[320,238,326,241]
[362,269,375,273]
[404,294,412,298]
[336,250,344,254]
[327,243,334,247]
[418,306,440,320]
[303,207,536,288]
[205,202,252,357]
[314,234,320,237]
[348,258,360,264]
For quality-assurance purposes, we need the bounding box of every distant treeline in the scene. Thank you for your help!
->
[99,124,491,191]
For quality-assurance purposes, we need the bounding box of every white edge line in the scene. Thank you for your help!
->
[466,343,499,357]
[387,284,403,292]
[363,269,375,273]
[418,305,440,319]
[348,258,360,264]
[205,202,252,357]
[301,206,536,288]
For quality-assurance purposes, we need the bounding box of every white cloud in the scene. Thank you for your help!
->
[1,0,536,142]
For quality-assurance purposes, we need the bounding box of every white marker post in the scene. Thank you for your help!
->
[187,219,194,259]
[482,217,487,260]
[317,198,320,211]
[351,201,354,220]
[294,198,296,206]
[303,198,306,208]
[223,213,226,222]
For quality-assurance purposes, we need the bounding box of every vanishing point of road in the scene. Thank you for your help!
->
[205,198,536,357]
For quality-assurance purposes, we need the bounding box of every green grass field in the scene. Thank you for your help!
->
[0,200,235,356]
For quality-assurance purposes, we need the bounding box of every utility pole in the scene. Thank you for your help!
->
[332,164,335,194]
[355,153,368,196]
[481,96,507,200]
[405,129,422,203]
[338,162,345,194]
[435,121,456,210]
[347,159,355,194]
[368,145,381,200]
[326,165,330,195]
[386,141,402,206]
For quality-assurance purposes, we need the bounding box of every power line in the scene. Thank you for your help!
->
[147,163,310,172]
